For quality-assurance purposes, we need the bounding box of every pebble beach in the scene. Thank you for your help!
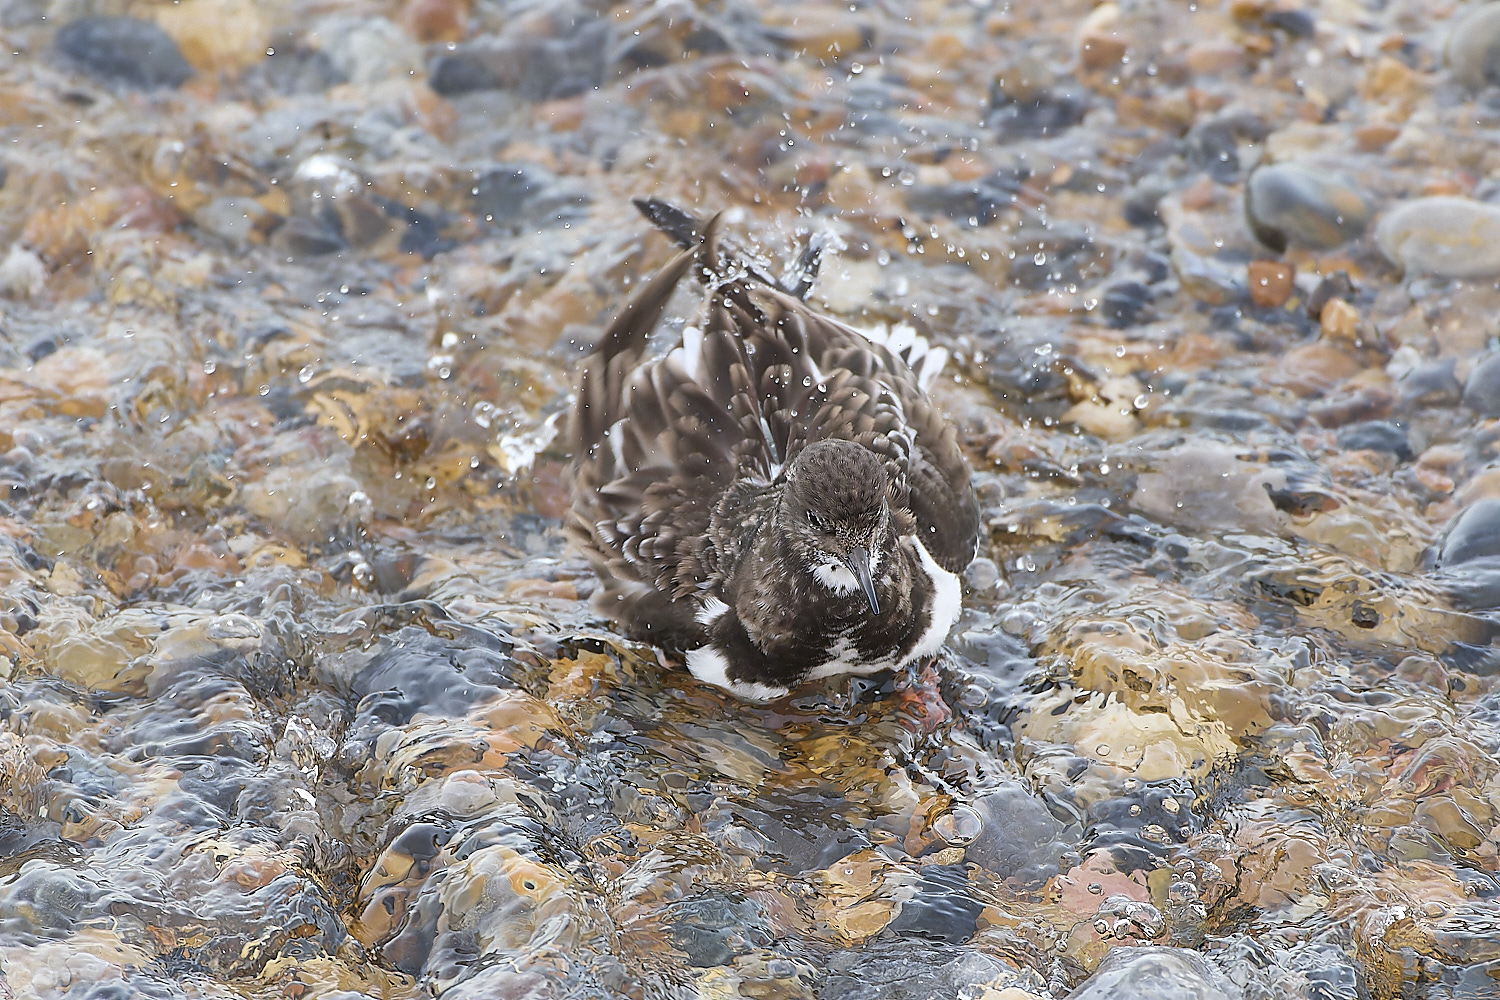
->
[3,0,1500,997]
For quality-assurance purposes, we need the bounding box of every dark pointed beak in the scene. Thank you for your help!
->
[845,546,880,615]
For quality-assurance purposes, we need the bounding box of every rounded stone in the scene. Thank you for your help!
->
[1376,197,1500,280]
[1465,353,1500,417]
[56,17,194,89]
[1245,163,1373,253]
[1447,2,1500,89]
[1437,499,1500,568]
[1336,420,1413,461]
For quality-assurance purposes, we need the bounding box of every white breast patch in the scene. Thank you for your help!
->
[906,535,961,660]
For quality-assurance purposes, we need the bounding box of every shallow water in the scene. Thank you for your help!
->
[3,0,1500,997]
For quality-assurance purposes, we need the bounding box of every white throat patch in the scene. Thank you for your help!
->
[810,546,883,595]
[812,562,860,595]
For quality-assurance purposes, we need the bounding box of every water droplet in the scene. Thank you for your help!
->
[850,62,864,74]
[1128,804,1142,816]
[1033,252,1047,266]
[1097,744,1111,756]
[298,365,315,383]
[1088,883,1103,894]
[202,361,217,374]
[258,384,270,396]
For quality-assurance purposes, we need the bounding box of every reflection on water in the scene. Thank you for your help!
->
[3,0,1500,997]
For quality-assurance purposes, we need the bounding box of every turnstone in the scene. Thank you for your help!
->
[567,201,980,701]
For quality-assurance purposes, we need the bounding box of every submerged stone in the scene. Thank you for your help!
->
[1065,947,1236,999]
[1436,499,1500,568]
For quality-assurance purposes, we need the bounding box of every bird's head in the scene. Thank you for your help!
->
[781,440,892,614]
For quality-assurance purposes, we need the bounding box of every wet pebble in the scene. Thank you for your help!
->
[193,198,274,250]
[472,163,591,231]
[1395,357,1462,407]
[1065,947,1235,999]
[885,865,984,943]
[429,19,610,100]
[962,780,1076,884]
[1247,260,1294,309]
[1376,197,1500,280]
[1100,280,1152,328]
[56,17,194,88]
[667,893,773,966]
[1336,420,1413,462]
[1435,499,1500,568]
[310,16,422,85]
[241,463,367,548]
[822,942,1033,1000]
[1245,163,1373,253]
[1465,354,1500,417]
[1446,2,1500,89]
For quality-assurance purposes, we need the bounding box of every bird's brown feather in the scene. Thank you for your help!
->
[567,206,979,652]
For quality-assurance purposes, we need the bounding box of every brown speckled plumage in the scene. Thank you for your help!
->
[567,202,979,699]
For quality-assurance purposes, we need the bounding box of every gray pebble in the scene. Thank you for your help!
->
[1245,163,1372,253]
[56,17,193,89]
[1447,2,1500,89]
[472,163,591,231]
[1465,353,1500,416]
[1437,499,1500,568]
[1376,196,1500,279]
[1396,357,1462,406]
[1336,420,1413,461]
[192,198,270,250]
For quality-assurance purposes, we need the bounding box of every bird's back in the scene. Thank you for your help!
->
[567,205,979,649]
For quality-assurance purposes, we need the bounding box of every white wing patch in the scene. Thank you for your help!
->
[912,346,948,394]
[695,595,730,625]
[855,322,948,393]
[686,646,789,702]
[668,325,706,384]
